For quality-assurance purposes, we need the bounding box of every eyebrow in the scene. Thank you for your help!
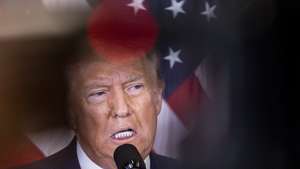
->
[125,74,144,84]
[84,78,111,90]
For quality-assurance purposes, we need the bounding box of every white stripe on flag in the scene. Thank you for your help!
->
[27,128,74,156]
[154,99,188,158]
[195,59,212,99]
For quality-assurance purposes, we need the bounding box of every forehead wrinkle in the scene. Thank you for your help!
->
[83,72,144,89]
[84,77,112,89]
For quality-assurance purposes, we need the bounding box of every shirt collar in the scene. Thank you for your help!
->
[76,141,150,169]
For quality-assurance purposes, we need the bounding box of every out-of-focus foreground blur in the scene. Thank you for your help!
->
[0,0,89,167]
[0,0,296,169]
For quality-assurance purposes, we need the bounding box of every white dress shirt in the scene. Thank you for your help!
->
[77,142,150,169]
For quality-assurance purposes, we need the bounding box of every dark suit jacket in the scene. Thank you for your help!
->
[17,139,180,169]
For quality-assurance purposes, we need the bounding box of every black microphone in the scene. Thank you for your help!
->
[113,144,146,169]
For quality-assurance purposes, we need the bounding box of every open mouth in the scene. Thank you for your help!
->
[111,128,136,140]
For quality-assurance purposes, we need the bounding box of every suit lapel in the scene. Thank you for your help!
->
[149,153,160,169]
[149,152,179,169]
[54,138,81,169]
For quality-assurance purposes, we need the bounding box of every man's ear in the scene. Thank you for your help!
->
[154,80,164,115]
[67,100,78,132]
[71,113,78,131]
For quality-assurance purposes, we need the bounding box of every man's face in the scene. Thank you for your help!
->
[69,56,163,169]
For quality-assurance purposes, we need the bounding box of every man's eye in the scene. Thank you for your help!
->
[87,91,107,103]
[126,84,144,96]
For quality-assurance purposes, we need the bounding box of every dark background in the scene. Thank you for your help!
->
[181,0,297,169]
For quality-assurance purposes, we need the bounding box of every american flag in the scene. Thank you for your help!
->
[1,0,217,168]
[142,0,214,158]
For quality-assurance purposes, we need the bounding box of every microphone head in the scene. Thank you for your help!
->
[113,144,146,169]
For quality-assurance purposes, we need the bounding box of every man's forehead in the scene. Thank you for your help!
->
[88,71,144,81]
[84,74,144,88]
[93,74,144,81]
[67,52,159,89]
[78,56,147,73]
[75,56,155,81]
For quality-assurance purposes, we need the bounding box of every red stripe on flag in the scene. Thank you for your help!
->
[0,135,44,169]
[167,75,207,126]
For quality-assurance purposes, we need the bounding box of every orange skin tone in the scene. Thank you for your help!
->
[69,56,163,169]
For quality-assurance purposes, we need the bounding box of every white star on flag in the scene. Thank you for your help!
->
[164,48,183,69]
[165,0,186,18]
[201,1,216,22]
[127,0,146,14]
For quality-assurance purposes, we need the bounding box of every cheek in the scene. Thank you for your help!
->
[131,93,155,114]
[82,98,111,119]
[130,93,158,131]
[76,102,110,137]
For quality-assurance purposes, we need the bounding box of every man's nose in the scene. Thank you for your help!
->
[111,87,130,118]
